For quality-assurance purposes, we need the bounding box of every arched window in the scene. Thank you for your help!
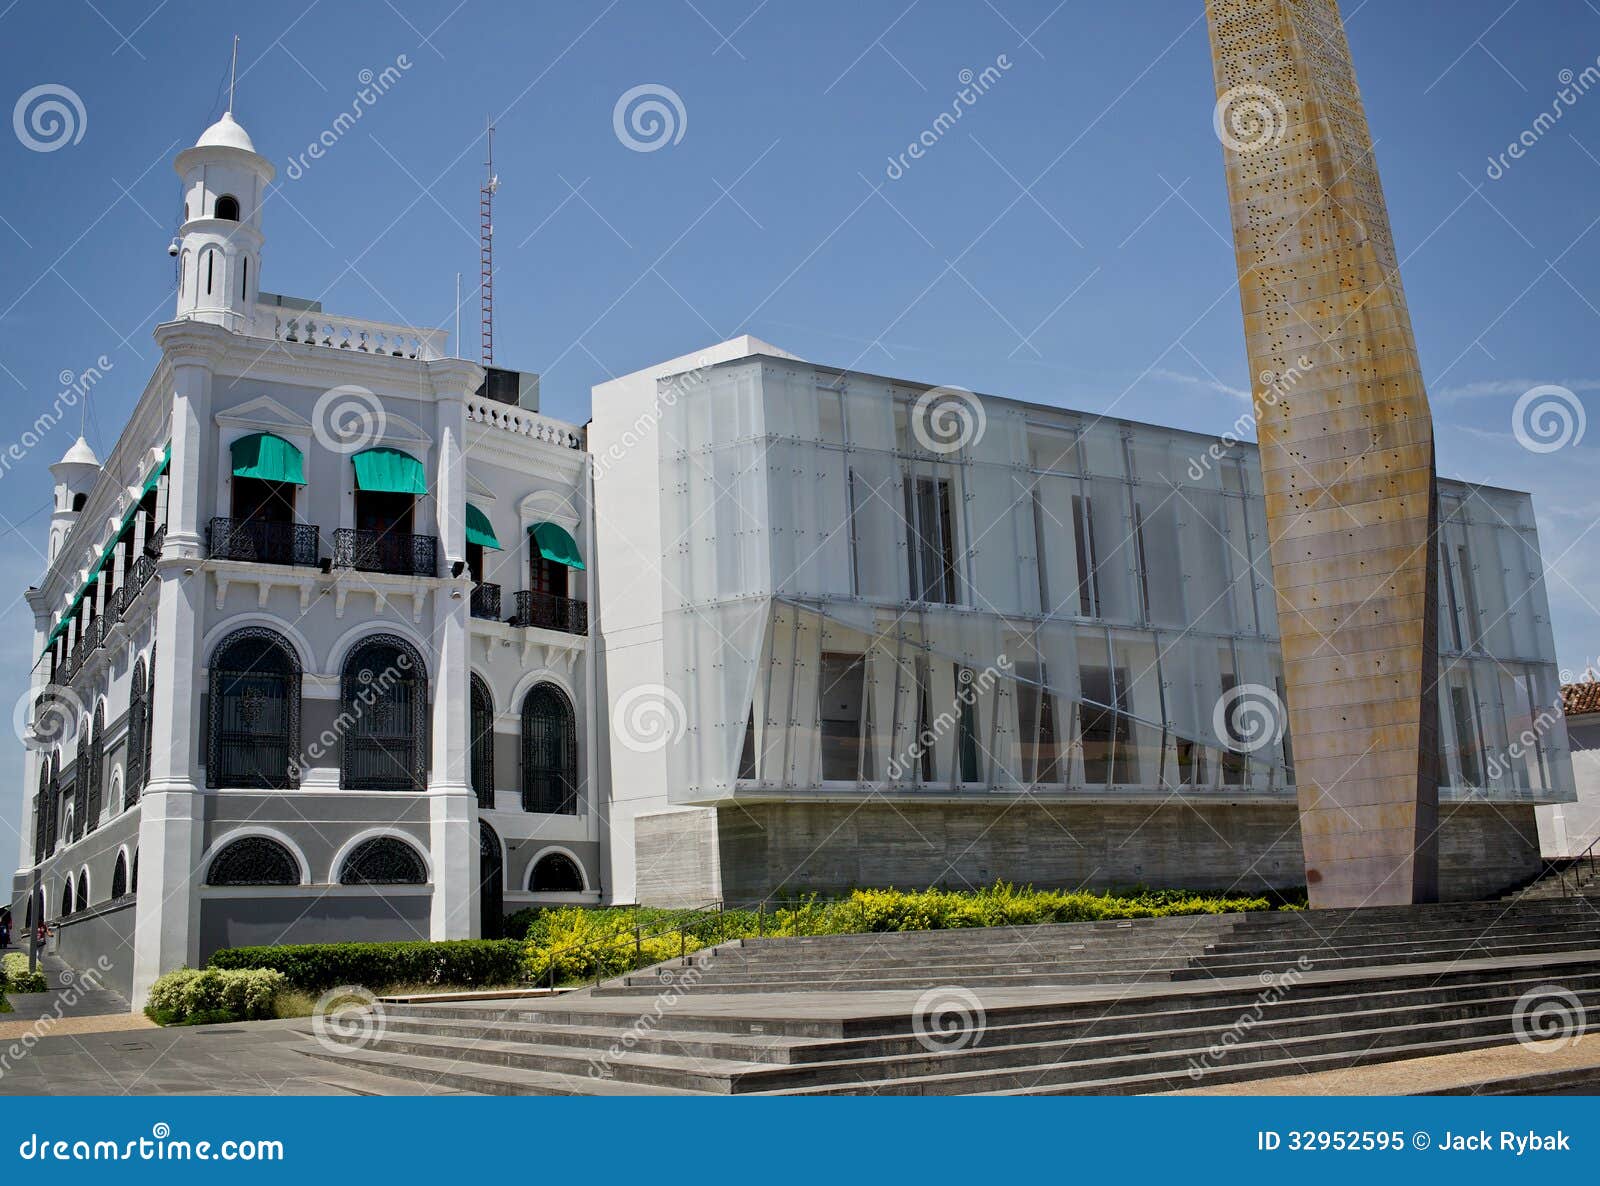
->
[338,836,427,885]
[214,194,240,221]
[131,847,138,893]
[85,705,104,832]
[521,683,577,815]
[470,674,494,808]
[72,722,87,842]
[45,753,59,854]
[71,492,87,513]
[240,256,249,301]
[204,248,215,295]
[60,880,72,917]
[75,870,88,912]
[125,658,147,805]
[179,249,188,296]
[529,852,584,893]
[33,764,47,864]
[142,645,155,791]
[111,851,128,899]
[207,628,300,790]
[340,636,428,791]
[206,836,300,886]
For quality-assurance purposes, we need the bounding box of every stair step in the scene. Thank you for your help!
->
[294,1044,696,1096]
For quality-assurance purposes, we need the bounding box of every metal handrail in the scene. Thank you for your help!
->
[527,899,734,991]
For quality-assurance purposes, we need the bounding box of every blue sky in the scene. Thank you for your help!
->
[1,0,1598,847]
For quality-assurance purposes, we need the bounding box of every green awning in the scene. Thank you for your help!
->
[352,447,426,495]
[529,522,584,571]
[230,432,305,485]
[465,503,501,550]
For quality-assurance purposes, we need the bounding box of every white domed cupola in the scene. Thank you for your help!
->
[172,107,274,332]
[47,436,100,562]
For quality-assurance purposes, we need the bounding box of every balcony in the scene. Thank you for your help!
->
[209,517,321,567]
[511,590,588,635]
[470,582,501,620]
[332,528,438,578]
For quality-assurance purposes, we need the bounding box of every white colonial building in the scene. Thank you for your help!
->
[13,109,599,1004]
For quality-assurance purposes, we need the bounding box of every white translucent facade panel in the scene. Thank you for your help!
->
[704,599,1288,803]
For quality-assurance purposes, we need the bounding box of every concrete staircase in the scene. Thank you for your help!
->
[295,897,1600,1095]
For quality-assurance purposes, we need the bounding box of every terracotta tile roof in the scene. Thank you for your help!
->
[1563,680,1600,717]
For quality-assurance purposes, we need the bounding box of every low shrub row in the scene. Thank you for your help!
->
[208,938,525,992]
[144,968,286,1026]
[2,952,46,993]
[516,883,1298,985]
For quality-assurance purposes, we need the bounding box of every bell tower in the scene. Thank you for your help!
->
[171,83,273,332]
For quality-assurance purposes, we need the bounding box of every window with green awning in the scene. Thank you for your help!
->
[352,447,427,495]
[230,432,306,485]
[529,522,584,570]
[465,504,501,550]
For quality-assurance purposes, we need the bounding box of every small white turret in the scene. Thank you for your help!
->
[171,107,274,332]
[47,436,100,564]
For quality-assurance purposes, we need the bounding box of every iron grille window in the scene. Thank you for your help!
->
[45,758,59,854]
[32,768,45,864]
[339,636,429,792]
[208,517,320,567]
[125,659,146,805]
[529,852,583,892]
[85,706,103,832]
[338,836,427,884]
[207,629,300,790]
[110,852,128,898]
[470,674,495,808]
[206,836,300,886]
[142,646,155,793]
[521,684,577,815]
[71,729,87,842]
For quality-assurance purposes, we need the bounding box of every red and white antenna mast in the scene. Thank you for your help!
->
[479,118,498,367]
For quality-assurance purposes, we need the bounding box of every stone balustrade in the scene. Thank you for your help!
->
[464,395,583,449]
[254,310,447,361]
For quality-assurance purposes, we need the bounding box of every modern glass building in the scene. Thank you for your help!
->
[591,342,1574,906]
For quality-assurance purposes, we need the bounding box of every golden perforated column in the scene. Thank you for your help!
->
[1207,0,1439,907]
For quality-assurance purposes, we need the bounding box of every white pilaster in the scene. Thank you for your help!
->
[131,326,219,1004]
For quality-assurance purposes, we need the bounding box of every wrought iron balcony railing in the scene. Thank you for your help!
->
[209,517,321,567]
[510,590,588,635]
[470,582,501,620]
[332,528,438,578]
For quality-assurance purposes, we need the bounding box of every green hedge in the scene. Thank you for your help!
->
[2,952,45,994]
[145,968,285,1025]
[208,939,525,992]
